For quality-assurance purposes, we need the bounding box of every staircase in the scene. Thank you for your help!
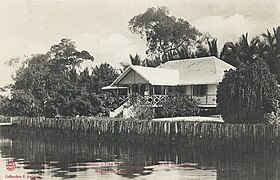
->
[109,101,130,118]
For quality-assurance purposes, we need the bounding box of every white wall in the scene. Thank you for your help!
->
[207,84,218,95]
[185,85,192,95]
[118,70,147,84]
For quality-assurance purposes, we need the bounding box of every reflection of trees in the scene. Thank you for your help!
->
[0,131,280,179]
[217,150,280,180]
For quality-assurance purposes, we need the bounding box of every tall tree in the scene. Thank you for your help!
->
[261,27,280,83]
[129,7,201,62]
[46,39,95,116]
[91,63,119,93]
[217,58,279,124]
[0,39,99,117]
[49,38,94,74]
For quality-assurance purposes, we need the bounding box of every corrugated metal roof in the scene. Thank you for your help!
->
[158,56,235,85]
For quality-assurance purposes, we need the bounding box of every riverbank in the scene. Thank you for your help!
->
[0,116,279,152]
[152,116,223,122]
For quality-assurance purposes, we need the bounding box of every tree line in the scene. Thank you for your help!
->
[0,6,280,123]
[0,39,121,117]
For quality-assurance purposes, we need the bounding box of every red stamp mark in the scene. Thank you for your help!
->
[6,161,16,171]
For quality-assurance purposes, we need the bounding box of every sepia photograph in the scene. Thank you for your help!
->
[0,0,280,179]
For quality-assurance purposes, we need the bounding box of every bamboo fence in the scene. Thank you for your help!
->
[1,116,279,150]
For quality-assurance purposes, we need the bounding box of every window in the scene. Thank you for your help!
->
[175,86,185,94]
[193,85,207,96]
[154,85,164,95]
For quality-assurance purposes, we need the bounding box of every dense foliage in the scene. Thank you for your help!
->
[218,28,280,123]
[261,27,280,83]
[130,96,154,120]
[128,7,216,64]
[217,59,279,124]
[220,28,280,84]
[158,92,199,118]
[2,6,280,123]
[0,39,120,117]
[129,93,199,119]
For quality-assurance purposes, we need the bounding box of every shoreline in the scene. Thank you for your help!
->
[0,116,278,151]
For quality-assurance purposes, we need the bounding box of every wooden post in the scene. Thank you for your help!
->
[191,85,193,100]
[127,85,130,95]
[147,84,150,95]
[138,84,141,95]
[129,85,132,95]
[152,85,155,95]
[164,86,167,101]
[117,85,119,98]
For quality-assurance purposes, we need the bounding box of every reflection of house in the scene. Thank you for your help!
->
[103,56,235,117]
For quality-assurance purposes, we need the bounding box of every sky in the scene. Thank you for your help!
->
[0,0,280,87]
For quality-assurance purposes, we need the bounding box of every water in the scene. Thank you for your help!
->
[0,130,280,179]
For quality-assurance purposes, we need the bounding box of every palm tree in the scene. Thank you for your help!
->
[129,53,141,65]
[220,33,261,67]
[262,27,280,82]
[220,42,240,67]
[207,38,218,57]
[238,34,263,65]
[143,56,162,67]
[177,45,191,59]
[119,53,141,73]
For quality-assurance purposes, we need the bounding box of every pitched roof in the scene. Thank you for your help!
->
[158,56,235,85]
[101,86,128,90]
[109,57,235,87]
[111,65,179,86]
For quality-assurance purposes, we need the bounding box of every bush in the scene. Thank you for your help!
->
[129,93,199,119]
[217,59,280,124]
[131,101,154,120]
[158,92,199,118]
[263,111,280,125]
[127,95,154,120]
[263,99,280,124]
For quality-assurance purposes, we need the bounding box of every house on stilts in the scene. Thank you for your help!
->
[102,56,235,118]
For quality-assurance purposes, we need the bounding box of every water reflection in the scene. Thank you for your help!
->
[0,130,279,179]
